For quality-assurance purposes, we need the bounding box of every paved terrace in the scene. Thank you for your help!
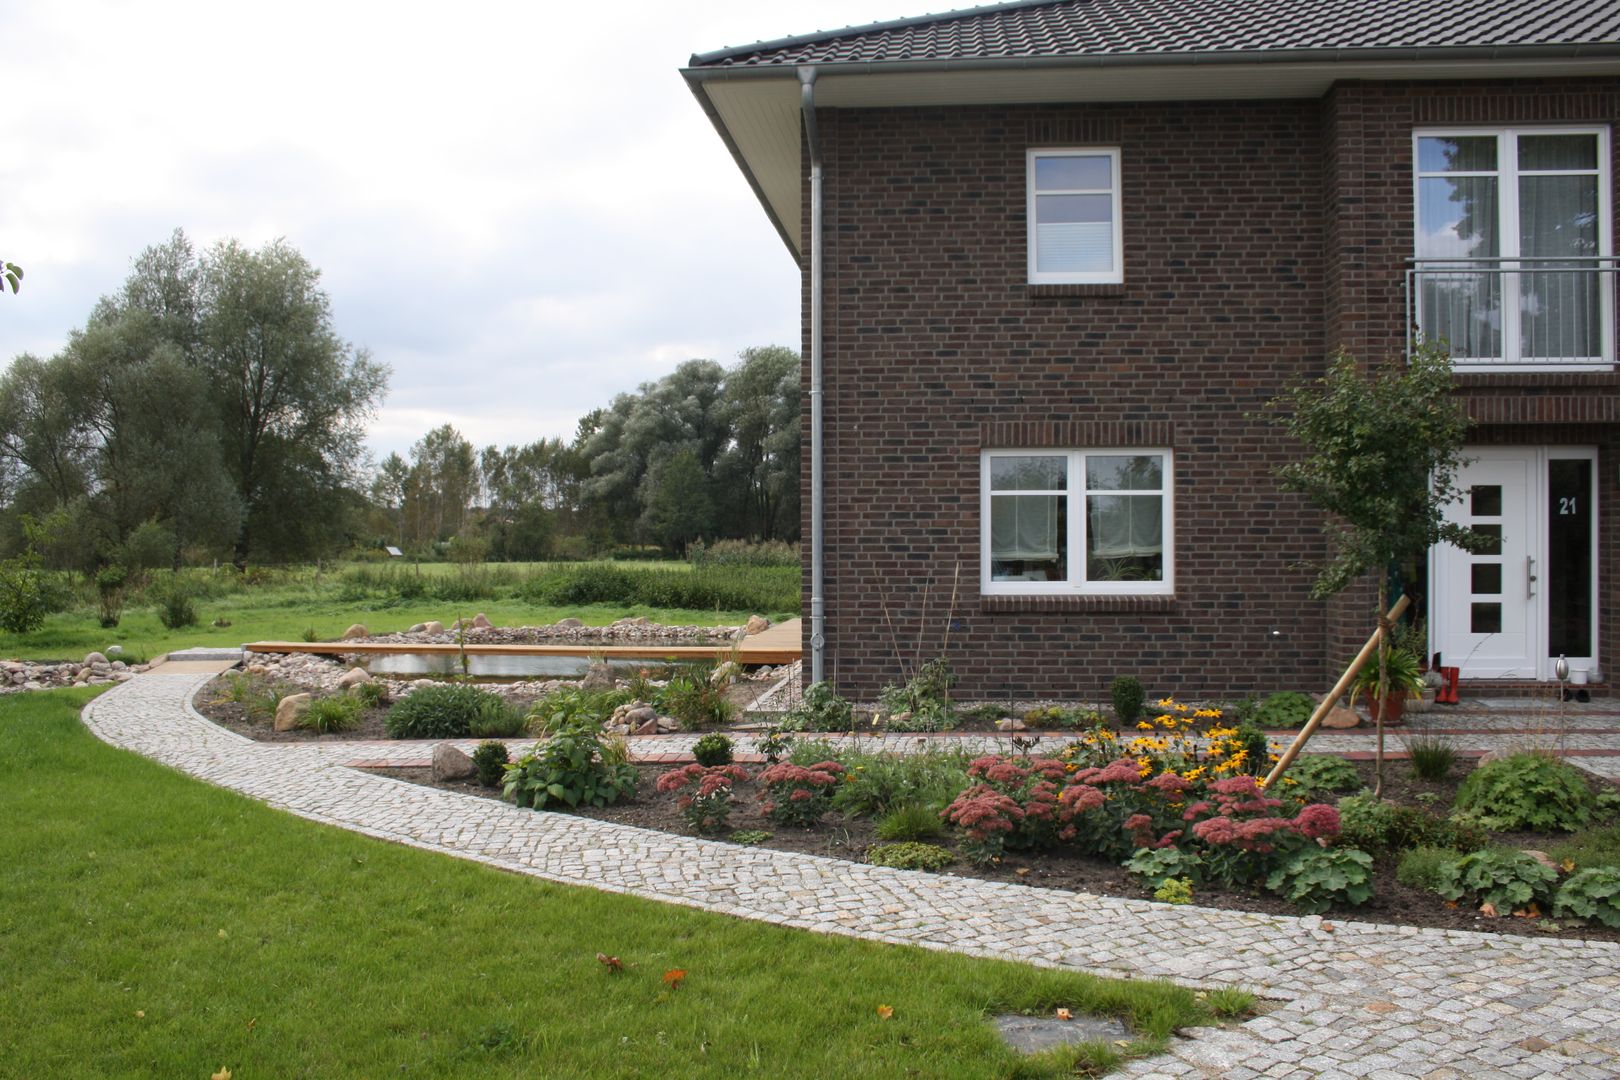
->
[83,671,1620,1080]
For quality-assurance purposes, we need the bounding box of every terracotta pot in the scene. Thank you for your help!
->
[1365,693,1407,727]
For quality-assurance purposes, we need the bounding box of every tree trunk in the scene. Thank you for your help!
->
[1373,578,1390,799]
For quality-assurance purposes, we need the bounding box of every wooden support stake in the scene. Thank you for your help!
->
[1263,593,1411,789]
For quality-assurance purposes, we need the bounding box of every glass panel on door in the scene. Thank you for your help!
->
[1547,458,1593,657]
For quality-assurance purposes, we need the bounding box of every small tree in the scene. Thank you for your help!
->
[1267,342,1485,794]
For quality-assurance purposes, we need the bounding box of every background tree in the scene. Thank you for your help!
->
[1267,342,1485,794]
[402,424,477,549]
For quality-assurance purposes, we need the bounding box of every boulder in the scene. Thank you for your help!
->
[655,717,680,733]
[406,623,427,634]
[274,693,312,732]
[342,623,369,640]
[1319,704,1361,730]
[555,618,583,628]
[421,621,445,635]
[1522,849,1560,872]
[632,718,660,736]
[580,662,615,692]
[83,651,108,667]
[74,668,91,684]
[337,667,372,688]
[995,717,1027,732]
[471,613,492,629]
[710,661,742,687]
[431,743,477,782]
[744,615,771,636]
[245,663,270,676]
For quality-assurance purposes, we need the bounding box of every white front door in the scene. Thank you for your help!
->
[1431,447,1599,680]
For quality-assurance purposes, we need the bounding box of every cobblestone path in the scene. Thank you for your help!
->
[83,673,1620,1079]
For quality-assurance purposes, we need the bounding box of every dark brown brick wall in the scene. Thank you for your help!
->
[800,80,1620,699]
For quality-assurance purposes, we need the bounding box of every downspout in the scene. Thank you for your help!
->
[799,66,826,686]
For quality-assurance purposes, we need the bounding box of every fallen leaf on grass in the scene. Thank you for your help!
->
[876,1005,894,1020]
[246,1017,256,1032]
[1560,859,1576,873]
[597,953,624,973]
[663,969,686,989]
[134,1011,145,1019]
[1054,1008,1072,1021]
[211,1069,232,1080]
[217,929,228,940]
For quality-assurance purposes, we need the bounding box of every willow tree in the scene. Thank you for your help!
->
[1267,342,1484,794]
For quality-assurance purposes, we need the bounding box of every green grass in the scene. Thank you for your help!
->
[1549,825,1620,871]
[0,688,1235,1079]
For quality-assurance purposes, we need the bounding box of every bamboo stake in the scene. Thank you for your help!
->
[1263,593,1411,789]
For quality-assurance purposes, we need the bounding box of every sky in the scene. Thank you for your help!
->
[1,0,898,463]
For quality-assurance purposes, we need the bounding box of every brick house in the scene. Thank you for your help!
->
[683,1,1620,699]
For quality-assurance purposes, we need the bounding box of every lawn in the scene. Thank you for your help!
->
[0,687,1237,1079]
[0,560,798,662]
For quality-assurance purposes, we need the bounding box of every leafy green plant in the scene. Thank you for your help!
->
[657,668,734,730]
[300,695,363,734]
[867,842,953,871]
[830,748,970,818]
[472,741,510,787]
[526,686,629,736]
[469,701,527,738]
[504,731,637,810]
[0,552,51,634]
[1453,752,1595,832]
[1349,645,1424,712]
[1204,988,1257,1019]
[1395,846,1464,893]
[1282,754,1362,799]
[728,829,772,846]
[1434,849,1559,912]
[149,574,198,629]
[656,763,750,834]
[1110,676,1146,726]
[300,626,320,643]
[691,733,735,767]
[1125,846,1206,888]
[1254,691,1314,728]
[1266,847,1375,913]
[1152,877,1193,905]
[1552,867,1620,928]
[1336,792,1485,855]
[877,657,956,732]
[349,680,388,708]
[1402,734,1457,781]
[386,683,514,740]
[95,565,127,629]
[874,802,947,842]
[786,738,844,767]
[779,680,855,732]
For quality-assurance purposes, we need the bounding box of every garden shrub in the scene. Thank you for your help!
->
[657,668,734,730]
[877,657,956,732]
[1153,877,1194,905]
[779,681,854,732]
[786,738,844,767]
[1124,846,1206,887]
[300,695,363,734]
[95,564,126,628]
[758,760,844,827]
[1402,734,1457,781]
[0,554,50,634]
[1254,691,1314,728]
[1282,755,1362,799]
[518,563,797,613]
[527,686,629,735]
[468,700,528,738]
[1336,792,1482,855]
[1182,776,1340,887]
[504,730,637,810]
[1552,867,1620,928]
[1453,752,1595,832]
[1110,675,1146,725]
[1266,847,1375,914]
[149,573,198,629]
[874,802,947,842]
[866,842,953,872]
[688,538,799,568]
[1434,849,1559,912]
[656,763,749,834]
[1231,722,1272,776]
[349,679,388,708]
[472,741,510,788]
[1395,846,1464,893]
[830,748,970,818]
[944,756,1075,858]
[691,733,735,767]
[387,683,513,740]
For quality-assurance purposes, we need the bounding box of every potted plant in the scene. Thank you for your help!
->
[1350,645,1424,727]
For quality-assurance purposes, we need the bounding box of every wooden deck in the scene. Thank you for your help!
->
[243,619,802,666]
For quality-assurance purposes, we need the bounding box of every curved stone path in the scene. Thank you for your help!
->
[84,673,1620,1079]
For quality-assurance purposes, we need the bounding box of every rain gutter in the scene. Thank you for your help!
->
[799,65,826,687]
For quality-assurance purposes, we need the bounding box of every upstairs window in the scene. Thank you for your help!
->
[982,450,1172,595]
[1027,149,1123,285]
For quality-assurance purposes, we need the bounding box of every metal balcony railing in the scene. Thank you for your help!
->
[1405,256,1618,370]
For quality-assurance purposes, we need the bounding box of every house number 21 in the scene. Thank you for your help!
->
[1559,496,1579,516]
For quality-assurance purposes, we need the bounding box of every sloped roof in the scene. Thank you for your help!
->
[691,0,1620,69]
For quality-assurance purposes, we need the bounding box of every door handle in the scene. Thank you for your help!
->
[1527,556,1537,600]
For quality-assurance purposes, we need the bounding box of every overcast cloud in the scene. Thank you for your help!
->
[1,0,894,462]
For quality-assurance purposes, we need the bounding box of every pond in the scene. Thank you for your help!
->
[363,653,685,681]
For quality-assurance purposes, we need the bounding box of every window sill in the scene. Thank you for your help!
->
[979,593,1176,614]
[1026,283,1127,300]
[1453,369,1620,388]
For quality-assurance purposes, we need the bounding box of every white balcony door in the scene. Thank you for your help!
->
[1414,128,1612,370]
[1431,447,1599,681]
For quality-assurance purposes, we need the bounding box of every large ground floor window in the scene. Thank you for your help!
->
[981,449,1173,595]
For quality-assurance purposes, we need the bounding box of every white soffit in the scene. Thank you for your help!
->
[700,57,1620,257]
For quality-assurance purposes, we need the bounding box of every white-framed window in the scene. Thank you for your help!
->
[981,449,1173,595]
[1027,148,1123,285]
[1412,126,1613,369]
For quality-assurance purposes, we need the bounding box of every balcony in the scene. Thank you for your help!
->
[1406,256,1617,372]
